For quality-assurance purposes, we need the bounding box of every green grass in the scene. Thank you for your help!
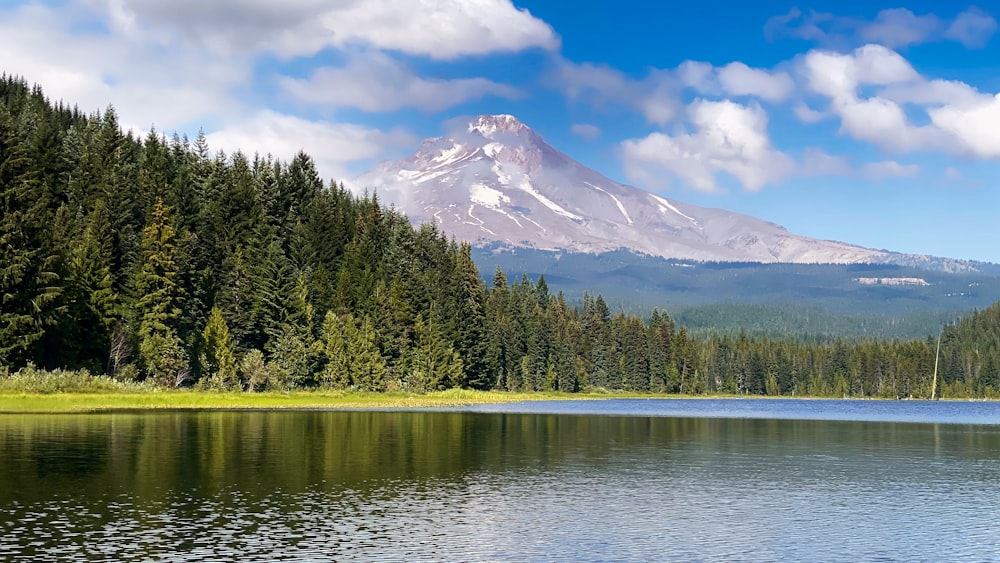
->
[0,388,640,413]
[0,365,682,413]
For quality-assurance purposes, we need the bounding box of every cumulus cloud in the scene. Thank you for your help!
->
[570,123,602,139]
[552,60,679,124]
[0,2,434,180]
[766,6,996,49]
[0,3,247,133]
[946,7,998,48]
[793,103,828,123]
[859,8,944,48]
[879,79,983,106]
[280,52,521,112]
[551,58,794,125]
[717,62,795,102]
[929,95,1000,158]
[97,0,559,59]
[621,100,796,192]
[677,61,716,92]
[802,43,1000,157]
[206,111,416,182]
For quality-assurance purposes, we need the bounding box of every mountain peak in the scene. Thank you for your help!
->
[468,114,529,138]
[356,115,954,268]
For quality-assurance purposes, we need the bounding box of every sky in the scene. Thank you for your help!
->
[3,1,1000,262]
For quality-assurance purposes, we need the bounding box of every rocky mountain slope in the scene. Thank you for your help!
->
[357,114,974,270]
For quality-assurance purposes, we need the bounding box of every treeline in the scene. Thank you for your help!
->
[2,75,998,398]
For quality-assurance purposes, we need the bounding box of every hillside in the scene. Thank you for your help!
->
[473,246,1000,338]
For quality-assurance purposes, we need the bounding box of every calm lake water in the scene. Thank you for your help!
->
[2,400,1000,562]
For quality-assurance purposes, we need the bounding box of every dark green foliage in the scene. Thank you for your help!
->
[935,304,1000,396]
[133,199,189,385]
[198,306,238,390]
[3,76,1000,399]
[474,246,1000,339]
[0,95,61,366]
[402,312,463,392]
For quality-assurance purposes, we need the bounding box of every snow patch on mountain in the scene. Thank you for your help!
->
[518,177,583,222]
[649,193,699,226]
[586,182,632,225]
[470,183,509,208]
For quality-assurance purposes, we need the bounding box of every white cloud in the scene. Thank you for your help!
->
[765,8,831,43]
[621,100,795,192]
[98,0,559,59]
[793,103,828,123]
[801,44,993,155]
[0,3,247,133]
[863,160,920,179]
[836,96,939,152]
[945,167,963,180]
[206,111,416,182]
[929,94,1000,158]
[0,4,250,137]
[552,58,794,126]
[552,59,680,125]
[717,62,795,102]
[570,123,601,140]
[0,1,448,180]
[859,8,943,48]
[677,61,716,92]
[280,52,521,112]
[766,6,997,49]
[802,45,928,151]
[879,79,984,107]
[946,7,998,48]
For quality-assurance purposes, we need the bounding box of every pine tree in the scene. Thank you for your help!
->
[350,315,387,392]
[450,243,487,388]
[318,311,387,391]
[266,273,317,389]
[0,104,61,367]
[484,267,514,389]
[199,306,239,390]
[402,313,463,392]
[132,199,188,385]
[319,311,350,389]
[63,199,119,370]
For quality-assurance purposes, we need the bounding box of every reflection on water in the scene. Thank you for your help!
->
[1,405,1000,561]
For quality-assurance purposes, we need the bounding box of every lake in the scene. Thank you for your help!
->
[2,399,1000,561]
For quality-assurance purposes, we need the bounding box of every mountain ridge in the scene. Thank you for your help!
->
[358,114,979,272]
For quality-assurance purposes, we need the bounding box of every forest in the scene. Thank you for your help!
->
[3,75,999,399]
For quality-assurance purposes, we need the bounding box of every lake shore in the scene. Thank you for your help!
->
[2,389,962,414]
[0,389,684,414]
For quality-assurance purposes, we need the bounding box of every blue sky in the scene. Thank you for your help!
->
[3,1,1000,262]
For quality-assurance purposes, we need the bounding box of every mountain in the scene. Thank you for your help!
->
[357,114,974,270]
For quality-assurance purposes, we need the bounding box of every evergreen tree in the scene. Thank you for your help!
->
[319,311,350,389]
[402,313,463,392]
[0,104,61,367]
[199,306,239,390]
[63,199,119,370]
[132,199,188,385]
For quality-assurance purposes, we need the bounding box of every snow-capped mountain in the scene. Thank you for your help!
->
[355,114,961,267]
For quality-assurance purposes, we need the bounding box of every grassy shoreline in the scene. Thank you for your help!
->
[0,389,664,414]
[2,389,961,414]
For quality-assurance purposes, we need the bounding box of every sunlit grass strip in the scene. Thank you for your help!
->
[0,389,638,413]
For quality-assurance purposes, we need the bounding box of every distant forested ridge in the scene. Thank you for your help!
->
[1,75,998,398]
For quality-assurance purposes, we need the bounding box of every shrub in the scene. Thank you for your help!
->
[0,363,155,393]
